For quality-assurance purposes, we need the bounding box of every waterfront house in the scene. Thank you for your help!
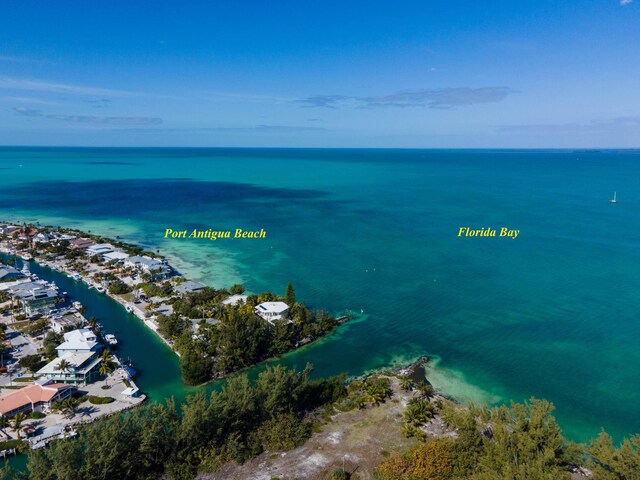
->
[124,255,172,280]
[0,225,19,236]
[50,313,84,334]
[69,238,95,250]
[56,328,101,356]
[0,265,24,283]
[255,301,291,323]
[103,251,129,262]
[37,351,101,385]
[7,281,59,316]
[86,243,113,257]
[33,232,52,244]
[0,382,76,418]
[222,294,248,306]
[175,280,207,295]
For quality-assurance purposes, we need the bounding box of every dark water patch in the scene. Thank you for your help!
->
[87,161,140,165]
[0,178,339,220]
[0,167,12,170]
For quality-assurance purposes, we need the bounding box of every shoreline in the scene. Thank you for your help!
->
[0,221,354,385]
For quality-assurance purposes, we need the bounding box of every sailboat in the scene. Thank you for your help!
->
[610,192,617,203]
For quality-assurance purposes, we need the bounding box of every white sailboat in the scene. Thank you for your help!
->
[610,191,617,203]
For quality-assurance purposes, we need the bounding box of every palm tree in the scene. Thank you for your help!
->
[416,381,435,400]
[11,412,26,439]
[399,375,413,392]
[87,316,98,330]
[99,351,113,387]
[57,359,72,382]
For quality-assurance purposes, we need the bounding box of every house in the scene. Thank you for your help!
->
[37,351,102,385]
[255,301,290,323]
[33,232,52,244]
[50,313,84,334]
[56,234,77,241]
[56,328,101,356]
[86,243,113,257]
[69,238,95,250]
[0,382,76,418]
[222,294,248,306]
[0,265,24,283]
[7,281,59,316]
[124,256,172,279]
[175,280,207,295]
[103,251,129,262]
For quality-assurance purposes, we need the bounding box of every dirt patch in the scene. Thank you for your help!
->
[200,377,428,480]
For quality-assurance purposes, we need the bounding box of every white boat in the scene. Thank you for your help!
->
[610,191,617,203]
[104,334,118,346]
[20,254,32,261]
[96,286,106,293]
[125,305,134,313]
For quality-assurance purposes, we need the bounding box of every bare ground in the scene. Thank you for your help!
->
[200,377,429,480]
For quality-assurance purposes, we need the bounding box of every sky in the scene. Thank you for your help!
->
[0,0,639,148]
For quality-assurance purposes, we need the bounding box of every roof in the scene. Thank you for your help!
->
[103,251,129,261]
[0,383,75,415]
[0,265,23,281]
[69,238,95,249]
[57,329,98,352]
[222,294,248,305]
[256,301,290,313]
[175,280,206,294]
[87,244,113,255]
[38,351,100,375]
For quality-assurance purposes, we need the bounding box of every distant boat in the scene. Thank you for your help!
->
[96,286,106,294]
[125,305,134,313]
[104,334,118,346]
[610,191,617,203]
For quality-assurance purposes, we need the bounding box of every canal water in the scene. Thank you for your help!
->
[0,253,203,474]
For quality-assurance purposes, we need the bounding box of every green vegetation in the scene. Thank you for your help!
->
[24,365,346,480]
[43,331,63,360]
[108,279,132,295]
[87,396,115,405]
[375,396,640,480]
[161,283,340,385]
[18,354,43,376]
[138,281,173,298]
[29,411,46,419]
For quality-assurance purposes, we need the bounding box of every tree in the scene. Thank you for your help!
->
[57,359,72,382]
[11,412,26,439]
[404,397,436,426]
[19,354,42,377]
[398,375,413,391]
[99,353,114,387]
[416,380,435,399]
[285,282,296,306]
[230,284,245,295]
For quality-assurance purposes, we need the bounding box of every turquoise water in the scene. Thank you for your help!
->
[1,147,639,443]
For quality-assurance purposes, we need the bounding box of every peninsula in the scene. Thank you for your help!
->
[0,222,351,386]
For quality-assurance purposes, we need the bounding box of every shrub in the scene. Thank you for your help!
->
[88,396,115,405]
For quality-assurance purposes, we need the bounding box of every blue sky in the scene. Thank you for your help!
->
[1,0,639,147]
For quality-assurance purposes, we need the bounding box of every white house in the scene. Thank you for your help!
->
[103,251,129,262]
[124,255,172,279]
[86,244,113,257]
[56,328,101,356]
[38,352,102,385]
[255,301,290,323]
[33,232,52,244]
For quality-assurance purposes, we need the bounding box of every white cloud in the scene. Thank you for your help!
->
[621,0,632,5]
[0,77,137,97]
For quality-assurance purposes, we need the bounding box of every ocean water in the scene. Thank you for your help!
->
[1,147,639,443]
